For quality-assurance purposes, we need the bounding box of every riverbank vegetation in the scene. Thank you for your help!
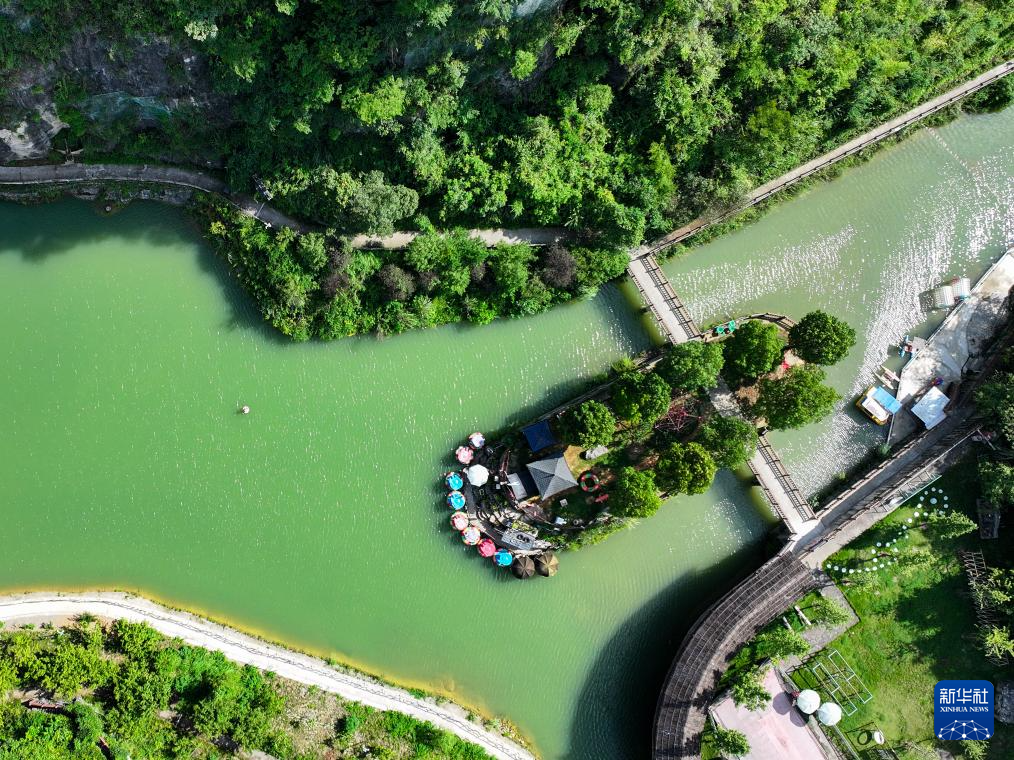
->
[0,617,496,759]
[4,0,1011,242]
[198,199,626,339]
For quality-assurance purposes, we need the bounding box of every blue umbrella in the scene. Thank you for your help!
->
[494,550,514,567]
[446,472,463,490]
[447,490,466,509]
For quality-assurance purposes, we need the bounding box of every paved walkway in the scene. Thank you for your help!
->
[0,592,535,760]
[709,380,816,535]
[627,255,701,343]
[889,249,1014,443]
[635,59,1013,259]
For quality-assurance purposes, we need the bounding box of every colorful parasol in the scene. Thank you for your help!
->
[477,538,496,557]
[450,512,469,531]
[461,526,481,545]
[447,490,466,509]
[455,446,474,465]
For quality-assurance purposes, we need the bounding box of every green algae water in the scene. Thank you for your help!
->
[1,105,1011,760]
[0,200,771,759]
[662,105,1014,493]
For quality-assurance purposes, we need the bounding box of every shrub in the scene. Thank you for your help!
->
[697,415,758,469]
[731,667,770,711]
[753,365,840,430]
[809,596,849,627]
[753,627,809,662]
[788,311,856,365]
[610,467,662,518]
[927,510,976,540]
[562,400,616,448]
[722,321,785,385]
[656,341,724,392]
[655,442,717,495]
[712,725,750,757]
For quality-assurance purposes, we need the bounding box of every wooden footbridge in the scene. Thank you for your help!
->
[630,251,814,536]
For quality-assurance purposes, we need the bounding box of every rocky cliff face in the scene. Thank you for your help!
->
[0,26,228,162]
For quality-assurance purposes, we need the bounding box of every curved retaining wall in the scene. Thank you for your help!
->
[652,553,818,759]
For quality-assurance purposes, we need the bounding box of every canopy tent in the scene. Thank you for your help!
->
[911,386,948,429]
[445,472,463,491]
[535,551,559,577]
[447,491,466,509]
[512,555,536,579]
[796,689,821,715]
[450,512,469,531]
[816,702,842,726]
[526,452,578,500]
[522,420,557,453]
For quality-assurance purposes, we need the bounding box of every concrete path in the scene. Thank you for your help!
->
[890,249,1014,442]
[0,592,535,760]
[636,59,1014,259]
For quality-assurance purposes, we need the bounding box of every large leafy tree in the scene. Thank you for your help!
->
[712,725,750,758]
[562,400,616,449]
[611,371,672,428]
[722,321,785,386]
[610,467,662,518]
[788,311,857,366]
[753,365,840,430]
[655,442,717,495]
[656,341,724,392]
[697,415,758,469]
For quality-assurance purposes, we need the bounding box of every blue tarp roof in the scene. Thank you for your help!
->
[871,386,902,414]
[522,420,557,453]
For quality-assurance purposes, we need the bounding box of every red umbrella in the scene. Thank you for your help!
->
[477,538,496,557]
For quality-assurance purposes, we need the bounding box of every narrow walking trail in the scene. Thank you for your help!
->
[0,592,536,760]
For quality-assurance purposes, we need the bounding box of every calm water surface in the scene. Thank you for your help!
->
[0,201,769,759]
[1,105,1011,759]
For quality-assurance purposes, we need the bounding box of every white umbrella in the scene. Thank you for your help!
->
[796,690,821,715]
[816,702,842,726]
[467,464,490,487]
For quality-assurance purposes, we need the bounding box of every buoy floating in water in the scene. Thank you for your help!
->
[240,405,250,415]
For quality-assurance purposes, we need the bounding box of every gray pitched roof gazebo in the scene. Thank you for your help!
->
[526,452,578,500]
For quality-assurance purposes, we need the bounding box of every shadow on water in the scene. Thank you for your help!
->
[564,539,771,760]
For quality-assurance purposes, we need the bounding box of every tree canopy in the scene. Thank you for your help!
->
[753,365,840,430]
[788,311,857,366]
[655,442,717,495]
[610,467,662,519]
[697,415,758,470]
[722,321,785,386]
[611,371,672,428]
[562,400,616,449]
[656,341,724,393]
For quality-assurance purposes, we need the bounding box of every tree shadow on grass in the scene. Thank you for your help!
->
[563,539,771,759]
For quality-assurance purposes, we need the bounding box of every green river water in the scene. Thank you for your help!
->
[1,105,1011,759]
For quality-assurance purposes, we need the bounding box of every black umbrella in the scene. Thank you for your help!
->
[512,555,536,579]
[535,551,559,577]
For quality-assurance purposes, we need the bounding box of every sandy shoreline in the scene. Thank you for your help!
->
[0,591,536,760]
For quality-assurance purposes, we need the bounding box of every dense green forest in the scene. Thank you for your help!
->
[3,0,1012,242]
[0,617,494,759]
[0,1,1011,339]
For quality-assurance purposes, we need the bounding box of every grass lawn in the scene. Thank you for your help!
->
[794,457,1012,759]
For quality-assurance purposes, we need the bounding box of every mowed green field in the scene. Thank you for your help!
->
[799,458,1011,758]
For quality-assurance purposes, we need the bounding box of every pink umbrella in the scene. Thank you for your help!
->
[461,526,481,545]
[477,538,496,558]
[455,446,474,465]
[450,512,469,531]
